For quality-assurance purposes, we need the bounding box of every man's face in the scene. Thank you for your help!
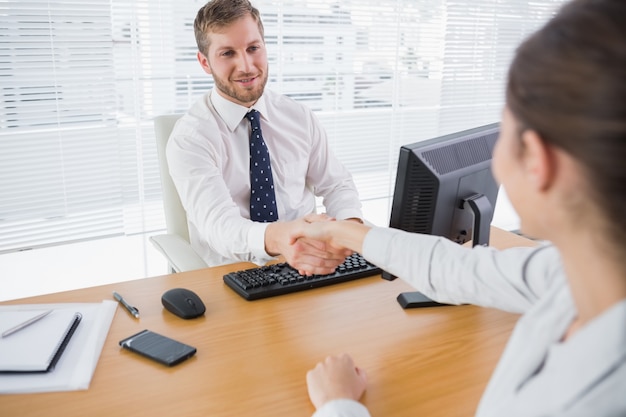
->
[197,14,268,107]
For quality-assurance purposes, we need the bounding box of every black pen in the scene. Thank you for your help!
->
[113,291,140,319]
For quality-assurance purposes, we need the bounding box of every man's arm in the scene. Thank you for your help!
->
[167,117,276,265]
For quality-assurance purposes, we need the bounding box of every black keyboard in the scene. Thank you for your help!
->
[223,253,382,300]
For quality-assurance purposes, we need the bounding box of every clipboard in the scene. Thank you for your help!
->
[0,309,82,373]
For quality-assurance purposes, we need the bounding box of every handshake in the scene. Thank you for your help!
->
[264,213,371,276]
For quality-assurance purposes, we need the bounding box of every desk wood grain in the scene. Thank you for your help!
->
[0,228,536,417]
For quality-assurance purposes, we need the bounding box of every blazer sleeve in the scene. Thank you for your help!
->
[312,399,371,417]
[362,227,562,314]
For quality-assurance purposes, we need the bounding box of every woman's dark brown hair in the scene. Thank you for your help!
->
[194,0,264,56]
[507,0,626,245]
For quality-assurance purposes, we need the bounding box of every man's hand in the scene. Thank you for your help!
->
[287,214,371,271]
[265,215,351,275]
[306,353,368,410]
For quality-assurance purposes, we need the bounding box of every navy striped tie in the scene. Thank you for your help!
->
[246,110,278,222]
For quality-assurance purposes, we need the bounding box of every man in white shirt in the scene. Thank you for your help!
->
[167,0,362,271]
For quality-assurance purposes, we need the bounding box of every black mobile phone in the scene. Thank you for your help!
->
[119,329,196,366]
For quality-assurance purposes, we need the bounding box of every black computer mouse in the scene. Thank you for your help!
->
[161,288,206,319]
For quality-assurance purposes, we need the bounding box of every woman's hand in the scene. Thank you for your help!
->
[306,353,368,410]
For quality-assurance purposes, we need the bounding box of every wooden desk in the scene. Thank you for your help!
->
[1,228,536,417]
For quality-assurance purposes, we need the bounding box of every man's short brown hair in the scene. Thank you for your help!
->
[194,0,264,56]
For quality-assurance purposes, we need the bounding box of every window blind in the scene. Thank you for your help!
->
[0,0,564,253]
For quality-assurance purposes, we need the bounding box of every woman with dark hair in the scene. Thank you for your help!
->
[294,0,626,415]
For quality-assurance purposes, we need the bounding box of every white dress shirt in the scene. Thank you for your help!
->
[313,227,626,417]
[167,88,362,267]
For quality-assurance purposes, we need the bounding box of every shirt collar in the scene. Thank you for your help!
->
[210,88,270,131]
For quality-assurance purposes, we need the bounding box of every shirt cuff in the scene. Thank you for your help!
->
[247,222,276,265]
[312,399,371,417]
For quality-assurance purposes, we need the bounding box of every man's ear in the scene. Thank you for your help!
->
[197,51,212,75]
[520,129,554,191]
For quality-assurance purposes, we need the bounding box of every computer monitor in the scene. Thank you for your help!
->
[383,123,500,286]
[389,122,500,245]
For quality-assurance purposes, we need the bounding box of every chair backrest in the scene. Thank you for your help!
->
[154,114,189,242]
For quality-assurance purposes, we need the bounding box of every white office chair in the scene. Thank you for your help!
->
[150,114,208,273]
